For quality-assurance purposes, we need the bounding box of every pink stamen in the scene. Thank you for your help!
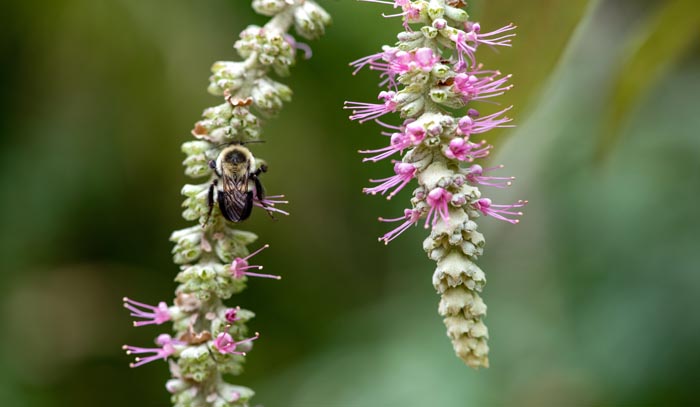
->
[359,131,411,162]
[363,162,417,199]
[451,23,517,69]
[458,106,514,136]
[123,334,182,368]
[344,91,398,123]
[230,244,281,280]
[466,164,515,188]
[254,194,290,216]
[213,332,260,355]
[123,297,171,327]
[453,71,513,102]
[473,198,527,224]
[378,208,422,244]
[425,187,453,227]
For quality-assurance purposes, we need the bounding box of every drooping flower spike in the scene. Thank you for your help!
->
[123,1,330,406]
[347,0,525,369]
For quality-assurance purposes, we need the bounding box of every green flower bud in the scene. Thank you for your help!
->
[427,0,445,19]
[444,4,468,22]
[421,25,438,39]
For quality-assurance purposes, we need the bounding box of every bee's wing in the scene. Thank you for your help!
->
[220,174,253,222]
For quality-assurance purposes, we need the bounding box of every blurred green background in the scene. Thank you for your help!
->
[1,0,699,406]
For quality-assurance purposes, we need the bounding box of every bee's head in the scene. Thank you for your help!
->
[217,145,254,175]
[224,149,248,165]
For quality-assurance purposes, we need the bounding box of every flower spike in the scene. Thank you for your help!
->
[124,1,330,405]
[348,0,525,369]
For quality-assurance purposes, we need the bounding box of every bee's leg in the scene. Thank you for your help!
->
[251,163,268,177]
[209,160,221,177]
[252,174,266,201]
[204,180,218,227]
[251,175,275,220]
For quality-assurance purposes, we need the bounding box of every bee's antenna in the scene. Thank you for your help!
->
[212,140,266,150]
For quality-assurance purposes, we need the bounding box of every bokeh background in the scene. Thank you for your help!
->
[1,0,699,405]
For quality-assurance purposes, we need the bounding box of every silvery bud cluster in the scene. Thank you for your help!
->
[235,25,296,75]
[252,0,293,16]
[180,183,209,223]
[175,262,247,301]
[193,102,262,144]
[250,77,292,116]
[208,61,247,96]
[293,0,332,40]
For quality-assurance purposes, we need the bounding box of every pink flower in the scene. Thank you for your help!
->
[425,187,453,227]
[404,121,426,144]
[351,48,437,89]
[473,198,526,224]
[444,138,470,161]
[213,332,260,355]
[457,106,513,137]
[230,244,281,280]
[123,297,171,327]
[387,48,439,75]
[413,48,439,71]
[359,119,420,162]
[453,71,512,102]
[451,23,516,70]
[225,307,241,323]
[349,48,397,76]
[123,334,182,368]
[466,164,514,188]
[344,91,398,123]
[443,138,492,162]
[360,131,411,162]
[378,208,422,244]
[363,162,417,199]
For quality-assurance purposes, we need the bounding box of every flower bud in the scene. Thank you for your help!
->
[293,1,332,40]
[252,0,291,16]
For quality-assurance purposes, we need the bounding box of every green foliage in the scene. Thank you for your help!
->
[596,0,700,159]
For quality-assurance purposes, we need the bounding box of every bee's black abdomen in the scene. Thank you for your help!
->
[218,189,254,222]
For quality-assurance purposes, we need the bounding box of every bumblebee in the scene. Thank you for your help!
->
[205,143,269,224]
